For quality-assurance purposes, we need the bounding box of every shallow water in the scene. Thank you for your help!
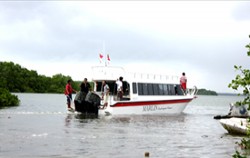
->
[0,94,245,158]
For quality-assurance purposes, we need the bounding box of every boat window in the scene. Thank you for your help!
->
[142,83,148,95]
[138,83,143,95]
[159,84,164,95]
[153,84,159,95]
[168,84,175,95]
[148,84,154,95]
[137,83,148,95]
[163,84,168,95]
[132,82,137,94]
[137,83,183,96]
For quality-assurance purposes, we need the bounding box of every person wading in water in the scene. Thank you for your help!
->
[65,79,77,111]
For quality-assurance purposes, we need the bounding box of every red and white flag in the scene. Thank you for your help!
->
[99,53,103,63]
[107,54,111,65]
[107,54,110,61]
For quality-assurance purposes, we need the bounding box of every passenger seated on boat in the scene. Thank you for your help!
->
[116,76,123,101]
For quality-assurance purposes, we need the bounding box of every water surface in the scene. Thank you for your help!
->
[0,94,245,158]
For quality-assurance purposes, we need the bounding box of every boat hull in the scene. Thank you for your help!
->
[219,118,248,135]
[99,98,193,115]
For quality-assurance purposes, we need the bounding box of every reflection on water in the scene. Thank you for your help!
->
[0,94,245,158]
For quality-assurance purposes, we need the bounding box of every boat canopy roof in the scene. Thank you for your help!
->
[91,66,125,81]
[91,66,179,84]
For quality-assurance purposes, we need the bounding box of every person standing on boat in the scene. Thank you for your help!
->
[80,78,91,94]
[180,72,187,94]
[102,80,110,108]
[116,76,123,100]
[65,79,77,110]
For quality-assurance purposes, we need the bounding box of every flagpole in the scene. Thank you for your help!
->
[103,41,107,67]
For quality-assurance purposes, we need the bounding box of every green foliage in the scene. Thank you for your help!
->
[197,88,218,95]
[228,45,250,109]
[229,36,250,157]
[0,88,20,108]
[232,150,247,158]
[0,61,80,93]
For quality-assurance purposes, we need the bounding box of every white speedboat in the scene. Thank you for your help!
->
[91,66,197,115]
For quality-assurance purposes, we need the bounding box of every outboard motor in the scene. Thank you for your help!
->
[228,103,249,117]
[74,91,86,105]
[85,92,101,106]
[74,91,100,115]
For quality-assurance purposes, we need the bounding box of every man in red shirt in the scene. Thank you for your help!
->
[180,72,187,94]
[65,79,77,110]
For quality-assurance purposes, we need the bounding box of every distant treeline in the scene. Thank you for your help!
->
[0,61,81,93]
[197,88,218,95]
[1,61,220,96]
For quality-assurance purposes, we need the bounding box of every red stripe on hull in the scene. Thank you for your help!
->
[112,98,193,107]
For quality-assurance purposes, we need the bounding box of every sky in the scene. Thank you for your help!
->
[0,1,250,93]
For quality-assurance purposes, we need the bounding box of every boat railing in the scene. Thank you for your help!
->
[127,72,179,82]
[91,66,179,83]
[187,86,198,96]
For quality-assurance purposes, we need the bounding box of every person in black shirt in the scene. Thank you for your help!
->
[80,78,91,94]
